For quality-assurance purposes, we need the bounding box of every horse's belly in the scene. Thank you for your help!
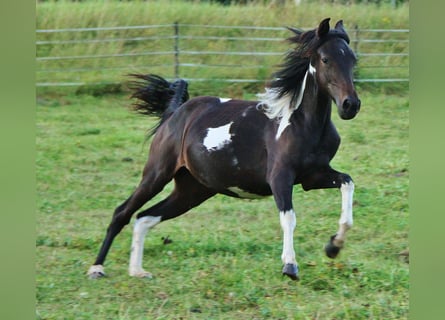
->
[223,186,270,199]
[189,161,271,196]
[184,141,271,197]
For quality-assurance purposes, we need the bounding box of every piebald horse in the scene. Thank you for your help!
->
[88,18,361,281]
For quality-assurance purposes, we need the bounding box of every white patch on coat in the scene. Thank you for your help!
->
[280,209,297,265]
[129,216,161,277]
[309,63,316,75]
[257,63,315,140]
[275,101,293,140]
[227,187,264,199]
[219,98,231,103]
[203,122,234,151]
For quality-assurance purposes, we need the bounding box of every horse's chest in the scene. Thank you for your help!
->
[301,150,333,169]
[285,134,340,170]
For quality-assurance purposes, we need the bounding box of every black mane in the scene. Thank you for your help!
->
[268,22,350,107]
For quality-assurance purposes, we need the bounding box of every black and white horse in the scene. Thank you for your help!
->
[88,18,361,281]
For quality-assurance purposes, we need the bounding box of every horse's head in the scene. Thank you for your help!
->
[310,18,361,120]
[259,18,361,124]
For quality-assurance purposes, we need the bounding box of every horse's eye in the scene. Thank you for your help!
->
[321,57,329,64]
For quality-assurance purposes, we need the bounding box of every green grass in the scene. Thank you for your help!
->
[36,1,409,318]
[36,89,408,319]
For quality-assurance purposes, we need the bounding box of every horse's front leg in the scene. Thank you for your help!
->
[302,167,354,258]
[269,170,299,280]
[328,179,354,257]
[280,209,298,280]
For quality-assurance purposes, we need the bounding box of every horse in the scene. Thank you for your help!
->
[88,18,361,281]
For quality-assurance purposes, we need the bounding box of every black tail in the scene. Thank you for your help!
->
[128,74,190,135]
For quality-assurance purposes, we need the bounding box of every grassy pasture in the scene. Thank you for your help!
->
[36,1,409,319]
[36,88,408,319]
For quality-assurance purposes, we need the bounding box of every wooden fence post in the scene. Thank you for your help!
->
[354,24,359,55]
[174,21,179,79]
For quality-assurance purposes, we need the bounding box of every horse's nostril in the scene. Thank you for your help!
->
[343,98,360,112]
[343,99,351,110]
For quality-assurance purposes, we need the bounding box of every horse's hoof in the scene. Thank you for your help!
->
[89,271,105,279]
[88,265,106,279]
[282,263,299,281]
[325,235,341,259]
[129,269,153,279]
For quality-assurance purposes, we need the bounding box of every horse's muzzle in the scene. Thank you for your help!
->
[339,97,361,120]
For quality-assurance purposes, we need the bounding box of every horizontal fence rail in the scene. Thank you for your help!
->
[36,23,409,89]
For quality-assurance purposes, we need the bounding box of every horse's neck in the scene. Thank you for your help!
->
[296,87,333,130]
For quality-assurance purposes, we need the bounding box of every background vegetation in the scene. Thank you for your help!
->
[36,0,409,319]
[36,0,409,96]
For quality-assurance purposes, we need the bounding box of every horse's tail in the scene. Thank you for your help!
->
[128,74,190,135]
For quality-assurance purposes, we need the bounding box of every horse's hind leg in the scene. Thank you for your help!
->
[88,170,173,279]
[129,168,215,278]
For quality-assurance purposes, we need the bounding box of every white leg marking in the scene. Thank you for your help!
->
[280,210,297,265]
[203,122,234,151]
[334,181,354,247]
[129,216,161,278]
[87,264,105,277]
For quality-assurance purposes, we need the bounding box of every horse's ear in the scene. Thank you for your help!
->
[317,18,330,38]
[334,20,346,34]
[287,26,301,36]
